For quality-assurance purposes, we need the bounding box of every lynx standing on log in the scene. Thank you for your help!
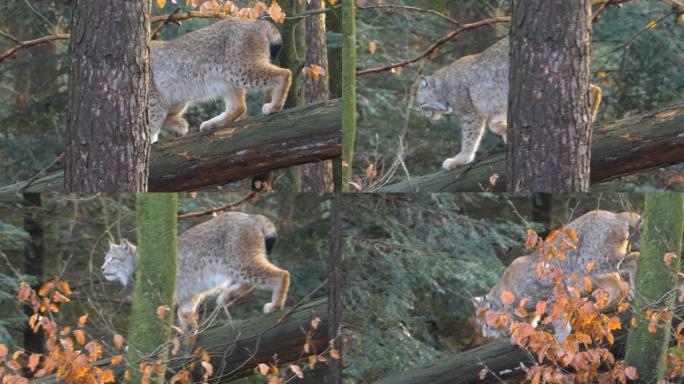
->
[473,210,640,341]
[149,18,292,142]
[416,36,602,170]
[101,212,290,329]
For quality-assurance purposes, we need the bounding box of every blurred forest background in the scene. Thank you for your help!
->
[0,192,331,383]
[0,0,327,190]
[354,0,684,191]
[341,193,643,383]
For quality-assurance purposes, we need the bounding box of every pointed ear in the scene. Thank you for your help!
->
[472,296,484,308]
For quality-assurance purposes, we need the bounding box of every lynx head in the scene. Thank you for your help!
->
[102,239,137,286]
[416,75,451,120]
[472,295,507,338]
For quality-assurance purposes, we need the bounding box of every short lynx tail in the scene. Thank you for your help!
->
[253,214,278,254]
[589,84,602,121]
[263,22,283,61]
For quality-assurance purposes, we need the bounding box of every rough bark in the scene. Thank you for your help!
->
[22,193,44,355]
[378,104,684,192]
[126,193,177,383]
[66,0,151,192]
[0,100,341,197]
[302,0,332,193]
[276,0,306,192]
[624,193,684,383]
[341,0,356,191]
[507,0,593,192]
[325,193,343,384]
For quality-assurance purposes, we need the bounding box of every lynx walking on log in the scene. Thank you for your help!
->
[416,37,602,170]
[102,212,290,329]
[149,18,292,143]
[473,210,640,341]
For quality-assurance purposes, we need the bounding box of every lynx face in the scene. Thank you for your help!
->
[416,76,451,120]
[472,296,509,338]
[102,240,136,286]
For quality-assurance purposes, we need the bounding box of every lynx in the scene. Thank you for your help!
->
[473,210,640,340]
[101,212,290,329]
[416,36,602,170]
[148,17,292,142]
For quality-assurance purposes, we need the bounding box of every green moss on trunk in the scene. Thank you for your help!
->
[625,193,684,383]
[126,193,178,383]
[341,0,356,191]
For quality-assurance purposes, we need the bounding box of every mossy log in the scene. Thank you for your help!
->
[36,298,328,383]
[379,104,684,192]
[0,100,340,197]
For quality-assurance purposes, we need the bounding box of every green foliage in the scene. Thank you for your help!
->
[342,193,527,382]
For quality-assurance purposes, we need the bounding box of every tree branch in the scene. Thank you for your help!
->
[356,17,510,76]
[378,103,684,192]
[0,99,341,197]
[0,33,69,63]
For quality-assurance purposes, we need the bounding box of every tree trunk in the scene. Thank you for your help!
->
[0,100,342,197]
[66,0,151,192]
[275,0,305,192]
[377,103,684,192]
[341,0,356,192]
[22,193,44,355]
[126,193,177,383]
[325,193,343,384]
[507,0,593,192]
[301,0,332,193]
[624,193,684,383]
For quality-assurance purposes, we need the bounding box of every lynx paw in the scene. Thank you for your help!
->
[262,103,281,115]
[263,302,276,313]
[199,120,216,132]
[442,153,475,170]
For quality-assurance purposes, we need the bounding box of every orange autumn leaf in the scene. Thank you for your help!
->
[17,282,32,301]
[525,229,538,249]
[500,290,515,306]
[268,0,285,23]
[330,348,341,360]
[368,40,377,54]
[73,329,86,345]
[0,343,8,359]
[664,252,677,267]
[111,355,124,365]
[27,353,41,372]
[564,228,578,243]
[38,282,54,297]
[625,366,639,380]
[78,313,88,326]
[585,261,595,273]
[156,305,170,320]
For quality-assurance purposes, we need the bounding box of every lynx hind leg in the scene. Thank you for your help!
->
[260,268,290,314]
[258,65,292,115]
[199,89,247,132]
[164,103,189,136]
[488,112,508,144]
[442,112,486,170]
[148,90,167,143]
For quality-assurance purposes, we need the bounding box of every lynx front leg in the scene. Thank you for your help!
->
[442,113,486,170]
[164,103,189,136]
[262,269,290,313]
[259,66,292,115]
[488,112,508,144]
[199,89,247,132]
[216,282,254,306]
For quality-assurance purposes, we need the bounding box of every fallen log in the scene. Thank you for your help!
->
[36,298,328,383]
[0,99,341,197]
[379,104,684,192]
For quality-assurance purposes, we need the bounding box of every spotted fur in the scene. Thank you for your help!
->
[416,36,601,170]
[148,18,292,142]
[101,212,289,329]
[473,210,640,340]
